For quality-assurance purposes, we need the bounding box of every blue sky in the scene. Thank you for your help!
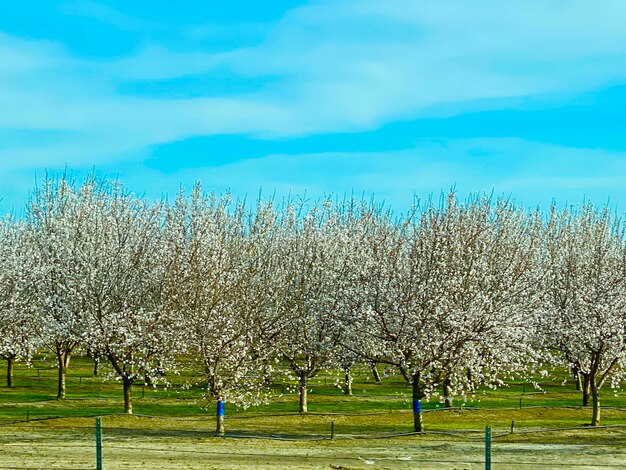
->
[2,0,626,214]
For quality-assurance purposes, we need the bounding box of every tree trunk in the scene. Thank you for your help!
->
[216,398,225,434]
[123,377,133,414]
[581,372,591,407]
[412,373,425,432]
[57,360,66,399]
[573,365,581,391]
[56,350,71,400]
[591,381,601,426]
[344,368,353,396]
[263,362,272,387]
[6,355,15,387]
[466,369,475,393]
[443,378,453,408]
[299,373,308,413]
[93,355,99,377]
[371,363,381,383]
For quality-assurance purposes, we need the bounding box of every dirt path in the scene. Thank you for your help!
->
[1,431,625,469]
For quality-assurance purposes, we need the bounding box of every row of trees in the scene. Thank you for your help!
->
[1,176,625,432]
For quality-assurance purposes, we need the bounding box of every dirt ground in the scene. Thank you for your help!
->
[1,429,625,469]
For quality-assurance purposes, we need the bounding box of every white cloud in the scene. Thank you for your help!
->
[3,137,626,214]
[82,138,626,211]
[0,33,67,72]
[2,0,626,171]
[224,0,626,127]
[106,46,227,80]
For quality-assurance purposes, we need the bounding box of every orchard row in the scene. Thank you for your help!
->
[1,175,624,432]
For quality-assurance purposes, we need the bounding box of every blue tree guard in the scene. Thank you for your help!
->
[413,399,422,414]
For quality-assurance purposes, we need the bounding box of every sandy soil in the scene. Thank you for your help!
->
[1,429,625,469]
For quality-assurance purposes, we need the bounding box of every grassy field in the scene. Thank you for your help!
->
[1,354,625,468]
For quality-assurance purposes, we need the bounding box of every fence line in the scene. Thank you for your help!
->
[1,414,625,442]
[2,441,626,469]
[1,403,625,428]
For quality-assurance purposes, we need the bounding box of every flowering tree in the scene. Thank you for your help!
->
[166,188,273,434]
[348,194,541,431]
[331,200,387,395]
[541,205,626,426]
[0,218,41,387]
[267,201,348,413]
[10,170,626,433]
[71,181,180,414]
[27,177,89,399]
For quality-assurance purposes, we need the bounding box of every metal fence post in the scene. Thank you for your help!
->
[95,417,102,470]
[485,425,492,470]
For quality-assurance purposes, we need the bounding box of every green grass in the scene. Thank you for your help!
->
[1,356,625,468]
[1,353,625,436]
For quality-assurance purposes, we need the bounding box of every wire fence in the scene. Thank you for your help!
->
[2,403,626,426]
[0,411,625,469]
